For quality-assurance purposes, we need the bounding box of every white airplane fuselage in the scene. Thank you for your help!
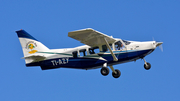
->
[26,40,158,70]
[16,29,163,78]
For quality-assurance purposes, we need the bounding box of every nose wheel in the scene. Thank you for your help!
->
[143,58,151,70]
[144,62,151,70]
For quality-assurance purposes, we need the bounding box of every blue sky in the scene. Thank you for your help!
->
[0,0,180,101]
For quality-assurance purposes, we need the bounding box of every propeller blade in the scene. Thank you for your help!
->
[152,37,155,41]
[159,44,163,52]
[155,42,163,52]
[152,37,163,52]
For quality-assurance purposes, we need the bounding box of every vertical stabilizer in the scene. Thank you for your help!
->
[16,30,49,64]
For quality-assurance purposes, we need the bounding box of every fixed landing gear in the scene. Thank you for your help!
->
[100,65,121,78]
[143,58,151,70]
[144,62,151,70]
[101,67,109,76]
[112,69,121,78]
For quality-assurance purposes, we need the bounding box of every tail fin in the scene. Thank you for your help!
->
[16,30,49,64]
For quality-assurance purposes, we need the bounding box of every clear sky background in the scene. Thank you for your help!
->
[0,0,180,101]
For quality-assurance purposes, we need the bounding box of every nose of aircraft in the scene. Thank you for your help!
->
[155,41,163,52]
[156,42,163,47]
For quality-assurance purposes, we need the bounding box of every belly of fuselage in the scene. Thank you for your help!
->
[101,49,154,65]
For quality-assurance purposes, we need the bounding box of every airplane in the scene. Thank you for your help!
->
[16,28,163,78]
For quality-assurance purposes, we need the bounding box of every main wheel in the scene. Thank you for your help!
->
[112,69,121,78]
[144,62,151,70]
[101,67,109,76]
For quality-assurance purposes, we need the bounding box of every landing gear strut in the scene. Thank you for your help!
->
[109,65,121,78]
[143,58,151,70]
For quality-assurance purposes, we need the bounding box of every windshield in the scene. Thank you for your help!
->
[122,40,131,45]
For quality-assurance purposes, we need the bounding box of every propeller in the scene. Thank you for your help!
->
[156,42,163,52]
[159,44,163,52]
[153,37,163,52]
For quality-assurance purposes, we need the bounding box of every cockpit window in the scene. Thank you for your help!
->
[115,41,124,50]
[122,40,131,45]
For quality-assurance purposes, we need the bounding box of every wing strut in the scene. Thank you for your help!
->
[103,37,118,61]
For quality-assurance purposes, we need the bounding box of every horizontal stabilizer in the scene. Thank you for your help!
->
[22,55,46,62]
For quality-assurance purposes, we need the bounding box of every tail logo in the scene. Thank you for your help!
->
[26,41,38,54]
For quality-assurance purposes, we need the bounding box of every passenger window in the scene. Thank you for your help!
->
[89,47,99,54]
[79,49,86,57]
[102,44,112,52]
[72,51,78,58]
[102,45,107,52]
[89,49,95,54]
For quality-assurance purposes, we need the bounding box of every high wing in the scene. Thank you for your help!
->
[68,28,116,47]
[68,28,118,61]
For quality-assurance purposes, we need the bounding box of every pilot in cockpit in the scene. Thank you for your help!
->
[115,41,124,51]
